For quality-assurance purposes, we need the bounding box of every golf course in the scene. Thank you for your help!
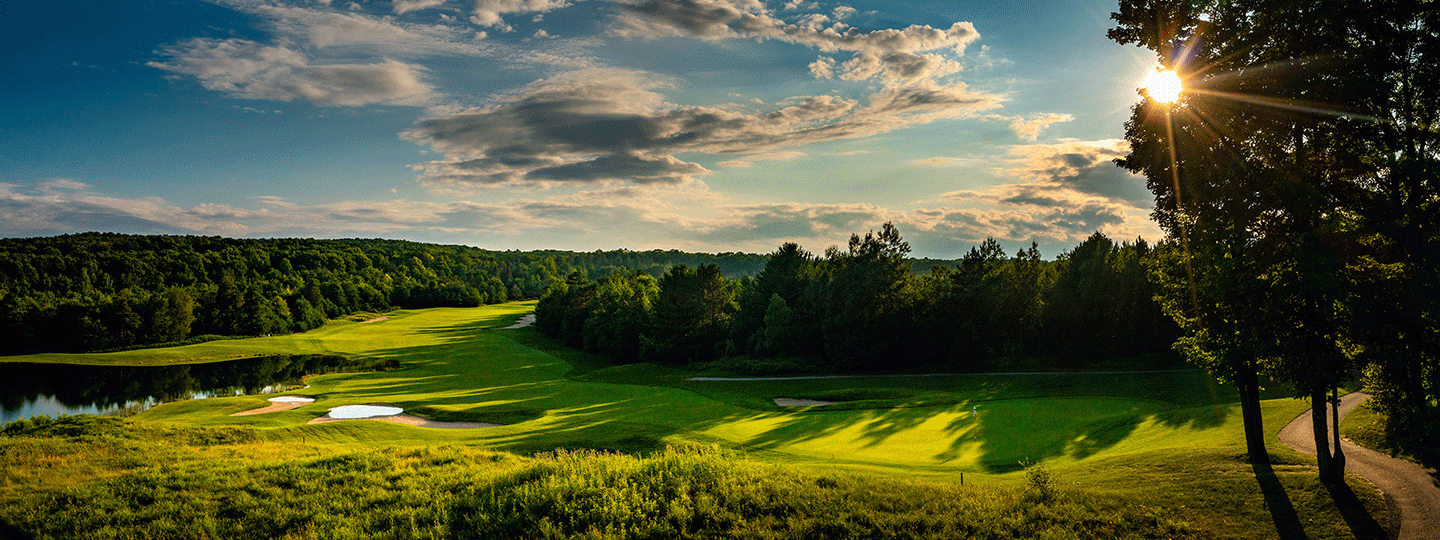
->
[0,303,1389,539]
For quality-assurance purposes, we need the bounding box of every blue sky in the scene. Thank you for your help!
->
[1,0,1164,258]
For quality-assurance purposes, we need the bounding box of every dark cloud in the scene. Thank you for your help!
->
[1006,140,1151,204]
[999,192,1069,207]
[696,203,883,243]
[527,153,708,183]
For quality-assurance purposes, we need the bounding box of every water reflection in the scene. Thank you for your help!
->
[0,355,394,423]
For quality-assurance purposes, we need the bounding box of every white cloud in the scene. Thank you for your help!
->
[908,139,1160,245]
[717,151,806,168]
[246,3,492,56]
[910,156,984,168]
[392,0,448,14]
[402,67,999,187]
[0,179,1157,256]
[611,0,979,85]
[150,38,437,106]
[1001,113,1075,141]
[808,56,836,79]
[471,0,571,28]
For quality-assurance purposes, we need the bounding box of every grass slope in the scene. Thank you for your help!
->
[0,302,1388,539]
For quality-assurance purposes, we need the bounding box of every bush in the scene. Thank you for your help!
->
[1024,461,1058,503]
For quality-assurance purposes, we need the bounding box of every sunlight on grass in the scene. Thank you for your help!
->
[1,302,1388,539]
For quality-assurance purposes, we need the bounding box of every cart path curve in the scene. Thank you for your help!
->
[1277,392,1440,540]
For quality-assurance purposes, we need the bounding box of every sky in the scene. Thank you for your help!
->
[0,0,1166,259]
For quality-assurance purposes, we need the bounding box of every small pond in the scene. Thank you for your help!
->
[0,354,394,424]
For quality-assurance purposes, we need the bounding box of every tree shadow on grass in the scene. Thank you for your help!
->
[1251,461,1307,540]
[1324,479,1388,540]
[283,311,1267,475]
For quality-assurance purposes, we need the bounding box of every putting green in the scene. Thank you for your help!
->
[36,304,1255,477]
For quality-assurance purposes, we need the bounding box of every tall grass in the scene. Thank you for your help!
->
[1,416,1196,540]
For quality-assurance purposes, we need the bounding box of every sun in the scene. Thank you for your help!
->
[1143,70,1183,103]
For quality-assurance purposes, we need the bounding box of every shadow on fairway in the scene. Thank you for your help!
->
[288,309,1253,473]
[1251,461,1306,540]
[1324,479,1388,539]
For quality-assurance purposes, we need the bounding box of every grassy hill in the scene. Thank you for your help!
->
[0,303,1387,538]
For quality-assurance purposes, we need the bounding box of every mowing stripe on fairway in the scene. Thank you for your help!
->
[689,369,1205,381]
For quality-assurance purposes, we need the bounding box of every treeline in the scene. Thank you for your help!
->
[0,233,766,355]
[536,225,1178,372]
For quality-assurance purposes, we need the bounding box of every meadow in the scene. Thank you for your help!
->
[0,303,1387,539]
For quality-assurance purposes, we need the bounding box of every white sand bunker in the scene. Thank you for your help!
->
[774,398,837,407]
[499,313,536,329]
[306,404,500,429]
[230,395,315,416]
[329,404,403,418]
[360,316,390,323]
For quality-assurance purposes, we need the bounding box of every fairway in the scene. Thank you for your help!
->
[58,303,1270,477]
[3,303,1388,538]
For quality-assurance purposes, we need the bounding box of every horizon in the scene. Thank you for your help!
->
[1,0,1164,259]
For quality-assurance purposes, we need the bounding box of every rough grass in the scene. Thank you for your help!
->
[0,302,1391,539]
[1339,401,1434,467]
[0,418,1198,540]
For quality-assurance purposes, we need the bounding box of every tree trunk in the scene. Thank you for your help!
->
[1331,386,1345,478]
[1312,386,1335,482]
[1237,362,1269,463]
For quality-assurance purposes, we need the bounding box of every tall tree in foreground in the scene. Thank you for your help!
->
[1341,0,1440,462]
[1113,0,1439,476]
[1111,0,1366,468]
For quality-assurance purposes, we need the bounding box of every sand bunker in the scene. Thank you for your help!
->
[499,313,536,329]
[774,398,837,407]
[230,395,315,416]
[360,316,390,323]
[306,404,499,429]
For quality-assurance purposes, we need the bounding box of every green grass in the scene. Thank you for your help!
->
[0,302,1390,539]
[1339,401,1435,467]
[0,419,1200,540]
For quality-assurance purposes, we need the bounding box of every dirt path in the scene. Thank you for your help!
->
[229,396,315,416]
[1277,393,1440,540]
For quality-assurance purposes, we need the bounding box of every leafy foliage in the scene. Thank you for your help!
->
[539,224,1179,371]
[0,234,766,354]
[1109,0,1440,469]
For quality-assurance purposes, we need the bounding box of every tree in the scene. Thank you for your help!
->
[818,223,914,369]
[582,272,658,362]
[644,264,736,364]
[147,287,196,343]
[1338,0,1440,464]
[1109,0,1431,476]
[1110,0,1345,465]
[731,243,815,356]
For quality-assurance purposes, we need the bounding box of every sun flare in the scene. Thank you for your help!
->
[1143,70,1183,103]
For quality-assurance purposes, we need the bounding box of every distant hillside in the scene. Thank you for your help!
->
[0,233,768,354]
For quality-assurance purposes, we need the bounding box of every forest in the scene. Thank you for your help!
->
[536,224,1178,373]
[538,223,1437,464]
[0,233,766,355]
